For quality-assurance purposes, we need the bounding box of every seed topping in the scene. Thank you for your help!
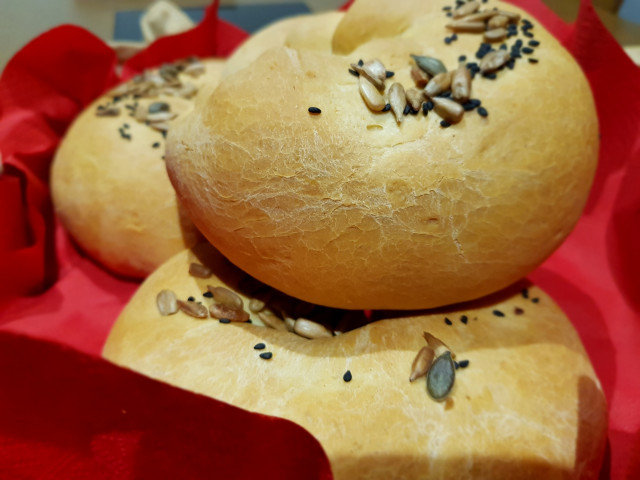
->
[293,318,333,339]
[427,351,456,400]
[189,262,212,278]
[410,346,435,382]
[177,299,208,319]
[156,289,178,316]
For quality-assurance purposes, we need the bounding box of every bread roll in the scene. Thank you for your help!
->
[51,58,224,277]
[166,3,598,309]
[103,243,607,480]
[222,11,344,79]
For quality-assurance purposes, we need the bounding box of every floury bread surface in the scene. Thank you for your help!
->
[166,1,598,309]
[103,244,607,480]
[51,59,225,278]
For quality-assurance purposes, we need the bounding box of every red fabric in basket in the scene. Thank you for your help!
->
[0,0,639,478]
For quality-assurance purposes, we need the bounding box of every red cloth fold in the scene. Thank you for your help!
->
[0,0,639,478]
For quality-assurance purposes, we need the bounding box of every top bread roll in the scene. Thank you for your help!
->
[166,2,598,310]
[222,11,344,79]
[52,58,224,278]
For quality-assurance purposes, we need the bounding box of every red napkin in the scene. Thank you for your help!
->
[0,0,639,478]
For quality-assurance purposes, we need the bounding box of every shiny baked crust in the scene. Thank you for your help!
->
[51,59,225,277]
[103,244,607,480]
[166,1,598,309]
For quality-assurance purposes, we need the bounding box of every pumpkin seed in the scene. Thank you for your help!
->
[359,76,386,111]
[427,351,455,400]
[411,55,447,77]
[410,346,434,382]
[177,299,208,318]
[148,102,170,114]
[156,289,178,315]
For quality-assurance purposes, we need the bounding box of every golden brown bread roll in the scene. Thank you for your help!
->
[51,58,225,277]
[222,11,344,79]
[166,2,598,309]
[103,243,607,480]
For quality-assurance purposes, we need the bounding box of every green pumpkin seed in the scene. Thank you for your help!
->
[411,55,447,77]
[427,351,455,400]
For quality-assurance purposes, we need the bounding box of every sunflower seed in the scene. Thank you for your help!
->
[351,59,387,90]
[479,50,511,73]
[451,64,472,103]
[422,331,456,359]
[410,346,435,382]
[487,14,509,29]
[146,111,178,123]
[208,285,244,310]
[209,303,250,322]
[359,76,386,112]
[258,311,288,331]
[388,82,406,123]
[188,262,212,278]
[411,55,447,77]
[183,62,205,77]
[150,122,170,132]
[427,351,455,400]
[424,72,452,98]
[294,318,333,339]
[405,88,425,112]
[410,66,430,88]
[96,106,120,117]
[452,0,479,18]
[495,10,521,22]
[464,10,500,22]
[284,317,296,332]
[432,97,464,124]
[156,289,178,315]
[446,20,486,33]
[248,298,266,313]
[484,27,507,42]
[177,299,208,318]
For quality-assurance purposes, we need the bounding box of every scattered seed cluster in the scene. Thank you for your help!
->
[94,57,206,154]
[349,1,540,128]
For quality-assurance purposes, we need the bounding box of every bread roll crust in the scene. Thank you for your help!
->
[51,59,225,277]
[167,5,598,309]
[103,244,607,480]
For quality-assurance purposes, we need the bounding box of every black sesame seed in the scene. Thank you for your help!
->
[308,107,321,114]
[529,40,540,47]
[113,95,122,103]
[522,47,534,54]
[123,123,130,128]
[524,31,534,38]
[161,155,165,160]
[458,55,467,62]
[458,359,470,368]
[385,70,395,78]
[528,58,539,64]
[410,107,419,115]
[443,5,451,10]
[483,72,497,80]
[454,361,460,370]
[246,319,252,323]
[477,106,489,117]
[187,296,195,302]
[343,370,352,382]
[482,0,488,3]
[358,59,364,67]
[254,343,266,350]
[97,105,105,110]
[522,288,529,299]
[162,131,167,139]
[348,68,359,76]
[440,120,451,128]
[506,59,516,69]
[446,12,452,17]
[532,297,540,303]
[219,318,231,324]
[152,142,160,148]
[500,44,507,50]
[444,37,453,45]
[438,91,452,98]
[259,352,273,360]
[514,307,524,315]
[492,309,505,317]
[422,102,429,115]
[460,315,468,324]
[444,317,453,325]
[463,102,477,111]
[515,39,523,47]
[425,100,434,111]
[403,104,411,115]
[382,103,391,112]
[451,34,458,40]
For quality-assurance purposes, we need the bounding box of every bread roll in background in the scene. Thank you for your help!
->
[51,58,225,278]
[166,1,598,310]
[103,243,607,480]
[221,11,344,79]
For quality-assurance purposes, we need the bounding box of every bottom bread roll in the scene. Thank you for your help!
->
[103,243,607,480]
